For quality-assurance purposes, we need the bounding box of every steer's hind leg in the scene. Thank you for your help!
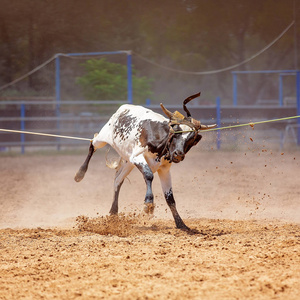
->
[158,166,191,231]
[109,160,134,215]
[74,142,95,182]
[74,138,107,182]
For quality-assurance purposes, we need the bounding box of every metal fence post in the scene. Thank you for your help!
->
[20,103,25,154]
[279,74,283,106]
[55,55,60,104]
[216,97,221,149]
[127,52,133,104]
[233,73,237,106]
[55,55,61,150]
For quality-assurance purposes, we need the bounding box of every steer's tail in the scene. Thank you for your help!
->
[74,142,95,182]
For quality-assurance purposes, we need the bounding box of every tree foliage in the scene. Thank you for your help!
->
[0,0,298,104]
[76,58,152,103]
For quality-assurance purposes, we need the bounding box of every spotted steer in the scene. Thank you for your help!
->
[75,92,216,231]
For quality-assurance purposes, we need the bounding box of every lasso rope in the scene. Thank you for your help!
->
[133,21,295,75]
[0,128,91,141]
[0,115,299,141]
[175,115,300,133]
[204,115,300,132]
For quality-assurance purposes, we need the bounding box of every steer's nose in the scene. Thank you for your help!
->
[173,150,185,162]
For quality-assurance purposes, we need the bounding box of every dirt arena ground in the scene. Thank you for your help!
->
[0,144,299,299]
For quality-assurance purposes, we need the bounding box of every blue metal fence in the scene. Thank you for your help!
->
[232,70,298,107]
[0,98,299,153]
[232,70,300,145]
[0,100,127,153]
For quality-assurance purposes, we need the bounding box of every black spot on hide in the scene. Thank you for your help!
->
[113,109,137,141]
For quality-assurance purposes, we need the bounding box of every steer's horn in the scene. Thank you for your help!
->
[190,118,217,130]
[183,92,201,117]
[160,103,174,118]
[198,123,217,130]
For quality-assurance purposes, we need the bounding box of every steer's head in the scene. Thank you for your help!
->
[160,92,216,163]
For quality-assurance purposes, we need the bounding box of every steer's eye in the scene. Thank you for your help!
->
[170,125,181,134]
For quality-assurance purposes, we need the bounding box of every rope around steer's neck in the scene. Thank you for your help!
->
[159,121,198,161]
[1,115,299,143]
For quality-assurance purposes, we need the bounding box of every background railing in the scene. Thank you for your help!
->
[0,99,299,154]
[0,100,126,153]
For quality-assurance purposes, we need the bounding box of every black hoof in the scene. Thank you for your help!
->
[183,227,200,235]
[144,203,155,215]
[176,223,200,234]
[74,172,84,182]
[74,167,86,182]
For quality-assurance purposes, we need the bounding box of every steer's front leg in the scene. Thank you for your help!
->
[131,154,155,214]
[157,165,191,231]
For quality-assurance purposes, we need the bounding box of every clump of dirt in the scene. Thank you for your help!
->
[76,213,141,237]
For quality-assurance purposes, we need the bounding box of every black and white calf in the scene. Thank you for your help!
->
[75,92,216,231]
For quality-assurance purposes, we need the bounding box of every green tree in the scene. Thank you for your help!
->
[76,58,153,103]
[1,0,299,104]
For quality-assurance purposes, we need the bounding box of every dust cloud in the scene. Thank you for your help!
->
[1,143,299,228]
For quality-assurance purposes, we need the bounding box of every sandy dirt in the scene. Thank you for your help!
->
[0,145,299,299]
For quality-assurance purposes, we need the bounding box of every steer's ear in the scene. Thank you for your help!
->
[184,133,202,154]
[173,111,185,120]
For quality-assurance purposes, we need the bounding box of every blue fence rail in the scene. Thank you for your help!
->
[232,70,300,145]
[231,70,300,107]
[0,99,299,154]
[0,100,127,153]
